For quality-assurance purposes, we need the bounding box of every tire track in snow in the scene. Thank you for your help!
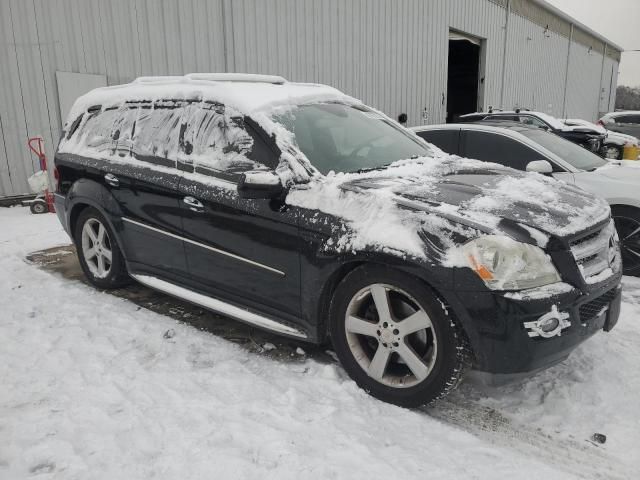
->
[424,394,630,480]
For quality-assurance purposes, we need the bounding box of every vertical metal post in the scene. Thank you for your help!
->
[597,43,607,119]
[499,0,511,110]
[562,23,574,119]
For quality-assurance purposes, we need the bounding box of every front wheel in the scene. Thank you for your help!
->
[74,207,130,289]
[603,145,622,160]
[612,206,640,277]
[329,266,471,407]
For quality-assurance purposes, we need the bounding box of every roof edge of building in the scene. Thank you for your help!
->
[530,0,624,53]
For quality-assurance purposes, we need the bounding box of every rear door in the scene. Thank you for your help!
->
[415,129,460,155]
[461,129,548,169]
[176,102,302,320]
[82,102,188,278]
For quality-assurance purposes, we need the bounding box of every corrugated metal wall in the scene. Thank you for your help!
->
[0,0,620,198]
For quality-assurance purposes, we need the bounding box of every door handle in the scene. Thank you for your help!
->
[183,196,204,211]
[104,173,119,187]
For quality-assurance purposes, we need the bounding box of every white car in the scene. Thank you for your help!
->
[412,122,640,276]
[561,118,639,160]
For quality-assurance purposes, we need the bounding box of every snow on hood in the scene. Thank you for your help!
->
[287,155,610,259]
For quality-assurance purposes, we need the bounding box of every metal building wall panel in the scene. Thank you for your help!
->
[0,0,48,196]
[0,0,622,198]
[565,41,604,121]
[502,13,568,116]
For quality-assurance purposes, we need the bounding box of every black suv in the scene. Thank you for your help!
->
[459,110,606,154]
[54,74,622,407]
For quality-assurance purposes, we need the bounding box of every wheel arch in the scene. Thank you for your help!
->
[66,179,128,262]
[316,258,464,346]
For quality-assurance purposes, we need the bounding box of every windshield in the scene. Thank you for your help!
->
[519,129,607,171]
[270,103,432,174]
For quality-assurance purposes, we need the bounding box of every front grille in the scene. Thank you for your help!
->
[569,221,615,282]
[579,288,617,323]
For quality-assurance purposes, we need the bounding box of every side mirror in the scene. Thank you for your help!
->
[526,160,553,174]
[237,171,284,199]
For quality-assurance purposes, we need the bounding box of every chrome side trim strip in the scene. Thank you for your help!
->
[131,274,307,339]
[122,217,285,276]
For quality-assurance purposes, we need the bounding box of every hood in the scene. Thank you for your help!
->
[338,157,610,240]
[287,155,611,260]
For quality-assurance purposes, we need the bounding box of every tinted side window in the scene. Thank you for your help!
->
[618,115,640,124]
[519,115,547,128]
[416,129,459,155]
[182,103,276,176]
[488,114,519,122]
[462,130,541,171]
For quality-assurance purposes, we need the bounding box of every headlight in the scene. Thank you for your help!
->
[460,235,561,290]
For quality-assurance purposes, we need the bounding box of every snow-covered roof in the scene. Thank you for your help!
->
[64,73,353,126]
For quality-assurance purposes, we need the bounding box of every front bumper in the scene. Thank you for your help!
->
[443,275,622,375]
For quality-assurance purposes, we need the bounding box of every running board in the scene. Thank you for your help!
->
[131,274,308,339]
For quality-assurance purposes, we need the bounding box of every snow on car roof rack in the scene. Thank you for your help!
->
[132,73,288,85]
[185,73,287,84]
[133,76,185,84]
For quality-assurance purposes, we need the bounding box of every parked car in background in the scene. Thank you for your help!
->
[54,74,622,407]
[598,111,640,139]
[561,118,639,160]
[458,110,606,154]
[412,122,640,276]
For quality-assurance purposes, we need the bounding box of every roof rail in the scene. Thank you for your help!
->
[185,73,287,84]
[133,76,185,84]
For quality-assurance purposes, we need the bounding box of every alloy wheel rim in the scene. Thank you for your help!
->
[345,283,438,388]
[613,215,640,274]
[81,218,113,279]
[604,146,620,159]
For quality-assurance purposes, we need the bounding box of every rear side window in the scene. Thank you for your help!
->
[518,116,547,129]
[132,103,184,166]
[181,102,276,176]
[617,115,640,124]
[415,129,460,155]
[462,130,541,171]
[76,108,121,154]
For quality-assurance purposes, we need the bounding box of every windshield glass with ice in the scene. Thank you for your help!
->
[520,129,607,171]
[270,103,432,174]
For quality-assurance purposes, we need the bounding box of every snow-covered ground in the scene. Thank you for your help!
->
[1,206,638,479]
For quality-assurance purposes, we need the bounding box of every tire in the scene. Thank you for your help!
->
[74,207,130,289]
[329,265,471,408]
[30,201,47,214]
[603,145,622,160]
[612,206,640,277]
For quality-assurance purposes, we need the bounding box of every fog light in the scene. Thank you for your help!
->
[539,317,560,333]
[524,305,571,338]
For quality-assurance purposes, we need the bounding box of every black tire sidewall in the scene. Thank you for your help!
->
[74,207,129,289]
[612,206,640,277]
[329,265,463,408]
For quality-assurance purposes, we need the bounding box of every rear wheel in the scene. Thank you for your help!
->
[329,266,470,407]
[74,207,130,288]
[612,206,640,277]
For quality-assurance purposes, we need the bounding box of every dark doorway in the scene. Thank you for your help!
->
[447,38,480,123]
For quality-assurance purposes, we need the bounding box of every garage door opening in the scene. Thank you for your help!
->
[447,31,483,123]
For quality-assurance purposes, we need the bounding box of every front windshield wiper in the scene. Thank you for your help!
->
[356,163,392,173]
